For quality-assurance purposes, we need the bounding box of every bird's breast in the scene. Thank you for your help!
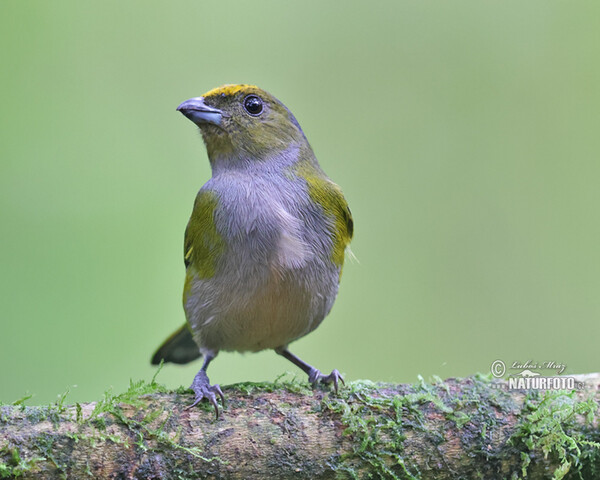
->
[212,173,316,273]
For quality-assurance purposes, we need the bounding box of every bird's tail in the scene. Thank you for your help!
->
[151,323,201,365]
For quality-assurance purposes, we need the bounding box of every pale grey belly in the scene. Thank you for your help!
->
[184,265,338,354]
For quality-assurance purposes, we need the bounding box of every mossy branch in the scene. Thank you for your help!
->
[1,374,599,479]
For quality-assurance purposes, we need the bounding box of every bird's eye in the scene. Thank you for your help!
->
[244,95,263,116]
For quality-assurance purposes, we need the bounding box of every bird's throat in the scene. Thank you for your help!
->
[201,127,235,161]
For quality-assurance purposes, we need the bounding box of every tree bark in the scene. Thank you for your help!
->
[1,374,599,479]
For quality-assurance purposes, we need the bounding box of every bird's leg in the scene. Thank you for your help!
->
[187,352,225,418]
[275,347,344,393]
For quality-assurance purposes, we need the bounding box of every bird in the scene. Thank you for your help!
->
[151,84,353,417]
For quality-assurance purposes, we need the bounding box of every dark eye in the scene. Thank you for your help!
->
[244,95,263,116]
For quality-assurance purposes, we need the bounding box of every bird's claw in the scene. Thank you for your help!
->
[308,368,345,393]
[187,370,225,418]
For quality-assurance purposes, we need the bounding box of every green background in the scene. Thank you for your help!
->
[1,1,598,405]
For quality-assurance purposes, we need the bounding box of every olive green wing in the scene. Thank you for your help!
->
[318,180,353,266]
[333,183,353,241]
[294,161,353,266]
[183,190,225,278]
[151,190,225,366]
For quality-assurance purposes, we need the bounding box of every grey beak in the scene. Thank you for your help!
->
[176,97,223,126]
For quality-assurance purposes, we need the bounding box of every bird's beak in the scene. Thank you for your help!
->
[176,97,223,126]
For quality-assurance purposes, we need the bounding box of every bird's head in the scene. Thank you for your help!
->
[177,85,309,165]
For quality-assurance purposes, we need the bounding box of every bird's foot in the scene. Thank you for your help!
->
[187,370,225,418]
[308,367,345,393]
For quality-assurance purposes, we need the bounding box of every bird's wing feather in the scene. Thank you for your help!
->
[308,176,353,266]
[323,180,353,265]
[183,189,225,277]
[293,160,353,266]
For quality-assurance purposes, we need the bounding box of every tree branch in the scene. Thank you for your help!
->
[1,374,599,479]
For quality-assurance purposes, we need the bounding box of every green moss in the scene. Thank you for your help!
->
[33,433,67,479]
[90,369,169,420]
[0,446,45,479]
[447,411,471,429]
[90,416,106,431]
[75,403,83,424]
[323,375,562,479]
[54,388,70,413]
[11,395,33,407]
[508,390,600,480]
[322,380,423,479]
[85,368,227,466]
[2,366,228,477]
[228,372,312,397]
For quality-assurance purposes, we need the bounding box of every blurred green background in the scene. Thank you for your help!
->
[1,1,599,405]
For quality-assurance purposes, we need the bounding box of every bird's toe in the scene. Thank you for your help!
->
[309,367,345,393]
[186,370,225,418]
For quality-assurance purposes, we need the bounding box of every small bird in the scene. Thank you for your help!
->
[152,84,353,416]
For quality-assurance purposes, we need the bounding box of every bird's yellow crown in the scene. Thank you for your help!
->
[202,84,259,98]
